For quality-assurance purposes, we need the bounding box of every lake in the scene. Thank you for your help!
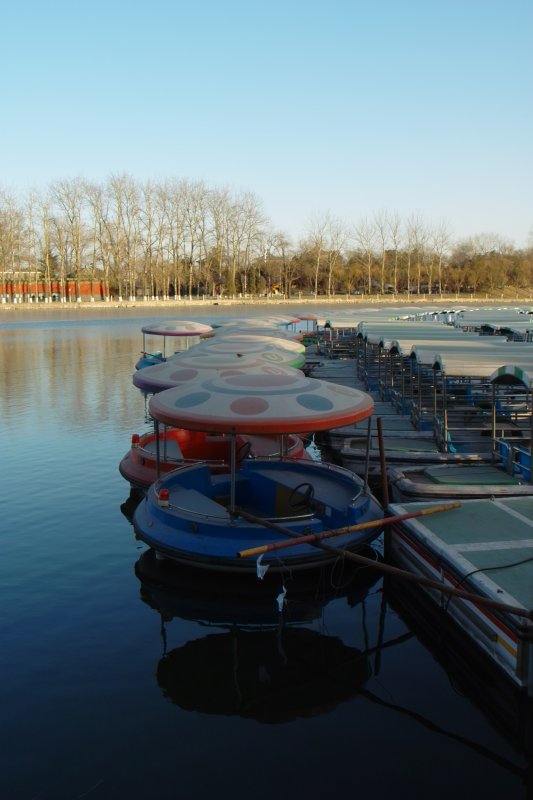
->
[0,306,531,799]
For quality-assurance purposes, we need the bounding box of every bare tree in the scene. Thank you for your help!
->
[165,179,187,300]
[405,214,427,294]
[306,214,328,298]
[208,187,231,298]
[388,211,402,294]
[431,220,452,296]
[51,178,87,302]
[325,216,348,296]
[139,180,158,300]
[224,191,264,297]
[36,192,55,302]
[374,210,390,293]
[85,180,108,300]
[0,190,24,302]
[353,217,377,293]
[24,191,40,301]
[182,180,208,300]
[239,192,265,296]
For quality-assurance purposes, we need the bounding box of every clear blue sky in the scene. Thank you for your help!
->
[2,0,531,246]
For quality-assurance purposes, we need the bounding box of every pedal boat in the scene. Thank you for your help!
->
[132,370,383,574]
[135,320,213,369]
[122,363,308,490]
[119,427,308,490]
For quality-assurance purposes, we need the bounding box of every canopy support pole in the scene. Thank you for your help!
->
[155,420,161,479]
[362,415,372,495]
[230,433,237,513]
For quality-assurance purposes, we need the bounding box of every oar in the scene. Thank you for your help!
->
[237,502,461,559]
[233,506,533,621]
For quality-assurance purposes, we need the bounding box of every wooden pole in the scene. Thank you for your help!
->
[377,416,389,509]
[234,507,533,622]
[237,502,460,558]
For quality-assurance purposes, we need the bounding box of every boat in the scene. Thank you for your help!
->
[386,497,533,697]
[321,318,533,486]
[205,332,305,354]
[122,363,309,490]
[167,343,306,370]
[388,461,533,502]
[119,426,308,491]
[132,354,299,395]
[382,350,533,497]
[135,320,213,369]
[132,369,383,575]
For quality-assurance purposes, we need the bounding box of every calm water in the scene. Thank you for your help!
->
[0,308,531,800]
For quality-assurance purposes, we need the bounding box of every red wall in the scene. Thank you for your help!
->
[3,279,107,300]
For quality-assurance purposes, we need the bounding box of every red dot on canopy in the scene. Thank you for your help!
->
[229,397,269,415]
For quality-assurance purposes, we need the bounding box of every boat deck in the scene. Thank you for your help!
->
[413,464,524,486]
[307,349,530,483]
[387,496,533,693]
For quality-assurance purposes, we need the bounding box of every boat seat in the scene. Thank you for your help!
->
[144,438,184,461]
[172,488,230,518]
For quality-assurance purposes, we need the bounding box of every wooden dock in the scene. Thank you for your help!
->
[305,345,533,698]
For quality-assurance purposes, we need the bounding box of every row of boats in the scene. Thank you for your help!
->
[311,305,533,700]
[118,306,533,701]
[317,307,533,500]
[120,314,384,577]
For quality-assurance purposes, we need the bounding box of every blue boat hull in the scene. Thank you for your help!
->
[133,459,383,574]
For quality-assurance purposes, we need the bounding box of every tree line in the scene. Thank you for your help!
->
[1,176,532,301]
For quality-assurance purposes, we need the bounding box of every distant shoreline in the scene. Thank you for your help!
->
[0,293,530,322]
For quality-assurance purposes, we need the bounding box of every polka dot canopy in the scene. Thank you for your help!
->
[149,371,374,434]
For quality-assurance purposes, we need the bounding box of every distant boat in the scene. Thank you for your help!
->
[135,320,213,369]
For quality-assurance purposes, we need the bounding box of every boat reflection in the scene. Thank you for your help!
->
[120,487,145,523]
[135,549,381,723]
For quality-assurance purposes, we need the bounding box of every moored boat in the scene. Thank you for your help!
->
[123,362,309,490]
[386,497,533,696]
[388,461,533,502]
[135,320,213,369]
[119,427,308,490]
[132,370,383,575]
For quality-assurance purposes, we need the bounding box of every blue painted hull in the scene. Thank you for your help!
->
[133,459,383,574]
[135,353,165,370]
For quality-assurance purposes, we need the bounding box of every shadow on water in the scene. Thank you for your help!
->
[134,549,382,724]
[383,575,533,791]
[120,486,146,522]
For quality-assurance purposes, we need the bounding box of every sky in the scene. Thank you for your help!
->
[1,0,532,247]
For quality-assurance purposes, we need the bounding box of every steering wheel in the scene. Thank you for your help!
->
[289,482,315,510]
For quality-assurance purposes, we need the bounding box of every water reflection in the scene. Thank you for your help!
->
[135,550,381,723]
[120,487,145,522]
[0,322,145,430]
[384,576,533,789]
